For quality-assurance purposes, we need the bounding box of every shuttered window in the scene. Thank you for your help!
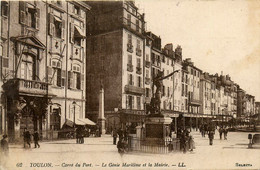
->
[19,2,40,29]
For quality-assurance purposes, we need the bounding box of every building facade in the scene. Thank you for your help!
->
[86,1,146,131]
[0,1,90,141]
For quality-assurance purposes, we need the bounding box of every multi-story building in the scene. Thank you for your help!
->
[0,1,90,141]
[173,45,183,114]
[86,1,146,130]
[161,44,174,112]
[200,73,212,116]
[147,32,161,82]
[143,33,152,112]
[182,58,202,127]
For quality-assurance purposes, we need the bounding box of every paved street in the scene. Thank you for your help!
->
[1,131,260,170]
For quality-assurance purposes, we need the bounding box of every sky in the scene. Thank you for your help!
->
[135,0,260,101]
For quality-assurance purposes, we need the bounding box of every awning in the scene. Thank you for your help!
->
[74,25,85,38]
[54,15,62,22]
[64,118,96,127]
[77,118,96,126]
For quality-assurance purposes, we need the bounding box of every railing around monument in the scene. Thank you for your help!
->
[128,136,180,154]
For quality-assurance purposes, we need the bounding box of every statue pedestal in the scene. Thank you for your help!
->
[145,116,172,142]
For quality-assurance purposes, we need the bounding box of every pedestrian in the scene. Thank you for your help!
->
[112,128,118,145]
[76,127,80,143]
[80,127,84,144]
[219,127,223,140]
[180,130,188,153]
[33,131,40,148]
[118,128,124,141]
[208,131,214,145]
[1,135,9,156]
[188,134,195,152]
[117,138,126,157]
[223,127,228,140]
[25,130,31,148]
[23,128,27,148]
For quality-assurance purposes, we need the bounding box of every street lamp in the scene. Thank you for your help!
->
[72,101,76,128]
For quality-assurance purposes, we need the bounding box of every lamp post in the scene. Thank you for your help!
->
[72,101,76,128]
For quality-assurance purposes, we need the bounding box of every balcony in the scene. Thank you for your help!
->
[127,64,133,72]
[145,61,151,68]
[136,48,142,56]
[145,77,150,85]
[136,67,142,74]
[2,78,53,97]
[189,98,201,106]
[125,85,145,95]
[127,43,133,53]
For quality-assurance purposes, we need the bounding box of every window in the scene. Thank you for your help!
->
[128,55,132,65]
[1,1,8,17]
[71,24,84,45]
[194,70,196,76]
[137,58,141,68]
[50,108,61,130]
[127,95,134,109]
[128,34,132,44]
[137,39,140,49]
[68,65,82,90]
[137,76,142,87]
[52,60,62,87]
[137,97,141,110]
[167,58,169,65]
[151,53,155,64]
[146,54,149,61]
[146,88,150,97]
[49,13,65,39]
[167,87,170,97]
[128,74,133,85]
[191,68,193,75]
[21,54,35,80]
[19,2,40,29]
[127,14,131,26]
[74,5,81,16]
[162,86,165,96]
[136,20,139,31]
[146,69,149,78]
[54,17,62,38]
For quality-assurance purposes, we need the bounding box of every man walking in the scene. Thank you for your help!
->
[223,127,228,140]
[219,126,223,140]
[24,129,31,148]
[33,131,40,148]
[208,131,214,145]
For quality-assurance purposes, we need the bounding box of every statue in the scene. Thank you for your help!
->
[148,70,180,117]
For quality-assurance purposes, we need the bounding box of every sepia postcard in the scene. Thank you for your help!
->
[0,0,260,170]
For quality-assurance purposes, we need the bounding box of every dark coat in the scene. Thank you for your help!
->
[33,132,39,141]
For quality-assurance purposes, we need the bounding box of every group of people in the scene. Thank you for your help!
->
[179,128,195,153]
[23,128,40,148]
[199,123,229,145]
[218,126,228,140]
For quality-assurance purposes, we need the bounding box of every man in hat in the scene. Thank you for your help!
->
[1,135,9,156]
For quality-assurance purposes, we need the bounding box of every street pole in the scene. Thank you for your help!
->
[73,101,76,128]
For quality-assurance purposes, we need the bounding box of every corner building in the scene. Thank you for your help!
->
[0,1,90,141]
[86,1,146,130]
